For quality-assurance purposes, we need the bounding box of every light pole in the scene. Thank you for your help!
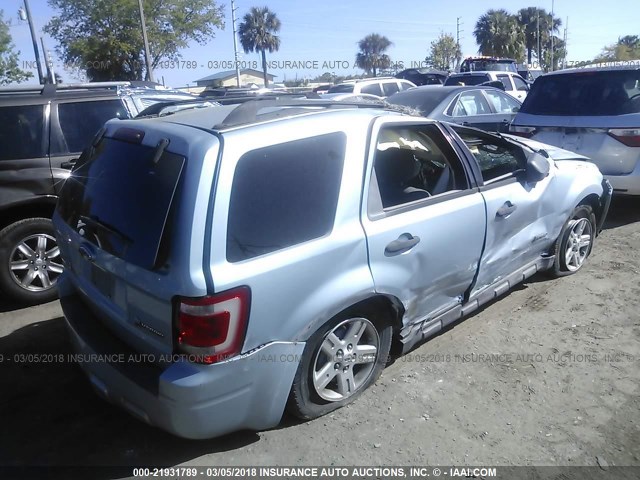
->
[137,0,154,82]
[550,0,555,72]
[231,0,241,87]
[19,0,44,84]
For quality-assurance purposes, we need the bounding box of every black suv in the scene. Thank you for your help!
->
[0,82,196,304]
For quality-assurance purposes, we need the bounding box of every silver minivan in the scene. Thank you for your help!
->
[511,66,640,195]
[53,100,610,439]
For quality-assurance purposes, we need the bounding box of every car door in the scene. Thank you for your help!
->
[511,75,530,101]
[496,74,518,99]
[483,89,522,133]
[450,125,555,296]
[447,90,502,132]
[361,118,486,330]
[50,98,129,194]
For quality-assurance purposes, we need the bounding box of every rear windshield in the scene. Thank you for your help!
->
[520,70,640,116]
[387,89,450,116]
[444,74,490,86]
[461,60,517,73]
[57,137,184,269]
[328,84,354,93]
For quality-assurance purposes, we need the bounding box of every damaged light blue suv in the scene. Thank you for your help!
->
[53,99,611,439]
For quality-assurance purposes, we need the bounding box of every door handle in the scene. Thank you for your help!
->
[385,233,421,256]
[460,121,469,126]
[61,158,78,170]
[497,201,517,218]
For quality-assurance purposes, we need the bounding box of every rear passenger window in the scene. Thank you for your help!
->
[227,133,346,262]
[497,75,513,91]
[382,82,400,96]
[361,83,383,96]
[452,91,492,116]
[57,100,128,153]
[0,105,45,160]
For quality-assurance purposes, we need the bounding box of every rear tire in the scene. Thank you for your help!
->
[548,205,596,278]
[287,309,392,420]
[0,218,63,305]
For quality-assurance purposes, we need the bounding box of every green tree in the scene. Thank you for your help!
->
[473,9,525,61]
[238,7,281,87]
[355,33,392,77]
[45,0,224,81]
[0,10,33,85]
[425,33,461,71]
[597,35,640,61]
[517,7,561,66]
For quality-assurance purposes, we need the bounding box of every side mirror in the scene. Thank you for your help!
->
[512,106,520,113]
[525,152,550,183]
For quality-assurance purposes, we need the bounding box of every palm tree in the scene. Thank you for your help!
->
[474,9,525,61]
[355,33,392,77]
[238,7,281,87]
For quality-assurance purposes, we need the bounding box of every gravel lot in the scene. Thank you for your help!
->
[1,197,639,476]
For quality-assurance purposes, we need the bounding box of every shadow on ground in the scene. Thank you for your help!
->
[0,318,263,477]
[603,196,640,230]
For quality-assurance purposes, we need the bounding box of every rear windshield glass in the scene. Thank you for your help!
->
[445,74,490,86]
[387,90,450,116]
[57,137,184,269]
[520,70,640,116]
[328,84,354,93]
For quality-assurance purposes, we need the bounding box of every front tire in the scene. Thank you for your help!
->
[0,218,63,305]
[287,310,392,420]
[549,205,596,277]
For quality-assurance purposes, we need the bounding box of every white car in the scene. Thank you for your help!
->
[511,65,640,195]
[327,77,415,98]
[445,71,530,102]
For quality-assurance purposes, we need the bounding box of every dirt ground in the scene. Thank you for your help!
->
[1,197,639,477]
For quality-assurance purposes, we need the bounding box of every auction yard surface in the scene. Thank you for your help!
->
[1,198,639,471]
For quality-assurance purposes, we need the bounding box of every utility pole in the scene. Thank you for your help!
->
[137,0,154,82]
[231,0,241,87]
[455,17,463,71]
[562,17,568,69]
[536,10,541,68]
[40,37,56,84]
[21,0,44,84]
[550,0,555,71]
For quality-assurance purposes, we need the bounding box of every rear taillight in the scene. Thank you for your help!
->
[608,128,640,147]
[509,125,537,138]
[176,287,250,364]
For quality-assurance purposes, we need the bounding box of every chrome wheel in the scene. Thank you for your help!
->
[9,234,63,292]
[312,317,380,402]
[564,218,592,272]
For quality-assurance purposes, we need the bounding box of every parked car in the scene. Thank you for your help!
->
[445,71,530,102]
[387,85,521,133]
[53,98,611,439]
[511,65,640,195]
[395,68,448,86]
[321,93,383,102]
[0,82,196,304]
[327,77,415,97]
[460,56,518,73]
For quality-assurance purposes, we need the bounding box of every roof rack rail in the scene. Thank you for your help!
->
[0,81,131,95]
[212,97,389,129]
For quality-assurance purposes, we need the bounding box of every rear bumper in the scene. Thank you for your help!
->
[59,275,304,439]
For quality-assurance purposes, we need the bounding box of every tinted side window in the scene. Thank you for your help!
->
[57,100,128,153]
[454,127,526,182]
[382,82,400,96]
[399,81,413,91]
[361,83,383,96]
[227,133,346,262]
[0,105,45,160]
[497,75,513,91]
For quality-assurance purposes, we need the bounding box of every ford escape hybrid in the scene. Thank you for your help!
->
[53,99,611,439]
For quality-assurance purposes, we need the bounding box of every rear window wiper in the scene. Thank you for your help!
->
[79,215,133,244]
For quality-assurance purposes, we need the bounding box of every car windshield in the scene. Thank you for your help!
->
[328,84,354,93]
[462,59,517,73]
[520,70,640,116]
[445,75,490,86]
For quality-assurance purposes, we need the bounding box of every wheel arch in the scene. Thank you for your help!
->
[0,198,57,232]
